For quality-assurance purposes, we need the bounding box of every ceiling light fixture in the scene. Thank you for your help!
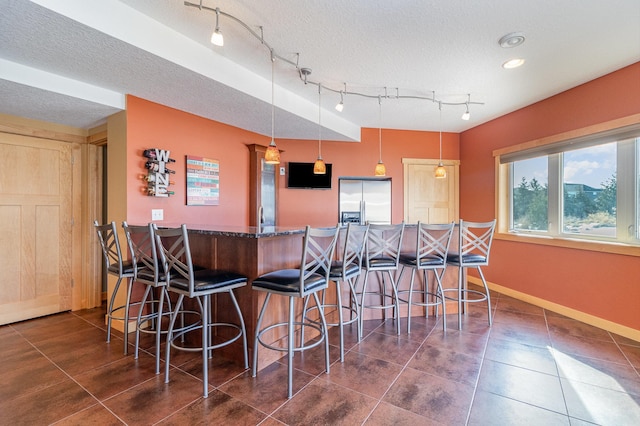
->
[502,58,525,69]
[435,102,447,179]
[374,96,386,177]
[210,7,224,46]
[335,83,346,112]
[314,84,326,174]
[499,32,526,48]
[461,94,471,120]
[264,51,280,164]
[185,2,486,131]
[335,91,344,112]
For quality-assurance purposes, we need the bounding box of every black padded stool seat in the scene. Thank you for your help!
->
[253,269,327,294]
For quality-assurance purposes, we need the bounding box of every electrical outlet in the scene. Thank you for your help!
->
[151,209,163,221]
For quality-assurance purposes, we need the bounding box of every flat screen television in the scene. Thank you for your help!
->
[287,162,332,189]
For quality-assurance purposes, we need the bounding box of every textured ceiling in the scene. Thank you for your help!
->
[0,0,638,141]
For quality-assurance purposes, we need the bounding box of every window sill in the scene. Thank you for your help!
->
[495,232,640,257]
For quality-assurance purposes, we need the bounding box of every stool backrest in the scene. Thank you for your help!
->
[122,222,159,285]
[300,225,340,297]
[338,223,369,278]
[153,224,196,294]
[415,222,455,268]
[365,223,405,270]
[458,219,496,266]
[94,220,125,276]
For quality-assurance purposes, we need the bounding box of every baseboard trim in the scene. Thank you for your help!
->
[467,276,640,343]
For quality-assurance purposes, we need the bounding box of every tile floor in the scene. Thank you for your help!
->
[2,289,640,425]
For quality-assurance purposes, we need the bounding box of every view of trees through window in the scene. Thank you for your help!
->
[512,157,548,231]
[511,142,617,237]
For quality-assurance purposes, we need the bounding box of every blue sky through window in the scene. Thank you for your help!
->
[513,142,616,189]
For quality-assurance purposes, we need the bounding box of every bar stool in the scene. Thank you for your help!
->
[94,220,136,355]
[154,224,248,398]
[122,222,172,374]
[251,225,339,399]
[443,219,496,330]
[303,223,369,362]
[397,222,454,333]
[359,223,405,336]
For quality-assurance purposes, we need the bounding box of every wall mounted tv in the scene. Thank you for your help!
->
[287,162,332,189]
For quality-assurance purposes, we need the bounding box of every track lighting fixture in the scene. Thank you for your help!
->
[435,102,446,179]
[314,85,326,174]
[461,94,471,120]
[374,96,386,177]
[335,84,346,112]
[335,91,344,112]
[264,52,280,164]
[210,7,224,46]
[184,1,485,137]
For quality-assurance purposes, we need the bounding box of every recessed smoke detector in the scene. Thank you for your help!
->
[499,32,526,48]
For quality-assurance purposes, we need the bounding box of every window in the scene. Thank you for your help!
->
[562,142,616,237]
[497,119,640,248]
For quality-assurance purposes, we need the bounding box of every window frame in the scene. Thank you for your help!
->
[494,114,640,257]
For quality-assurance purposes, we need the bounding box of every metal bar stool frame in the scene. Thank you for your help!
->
[94,220,137,355]
[302,223,369,362]
[397,222,455,333]
[251,225,340,399]
[154,224,248,398]
[443,219,496,330]
[358,223,405,336]
[122,222,174,374]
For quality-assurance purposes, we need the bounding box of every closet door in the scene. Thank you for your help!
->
[403,158,459,224]
[0,133,73,324]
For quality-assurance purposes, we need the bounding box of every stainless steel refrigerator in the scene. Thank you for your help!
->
[339,177,392,225]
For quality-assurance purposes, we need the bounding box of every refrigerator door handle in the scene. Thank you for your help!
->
[361,200,366,225]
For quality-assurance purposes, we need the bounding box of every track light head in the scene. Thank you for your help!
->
[210,8,224,46]
[461,105,470,121]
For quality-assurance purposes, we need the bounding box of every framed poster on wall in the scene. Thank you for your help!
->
[186,155,220,205]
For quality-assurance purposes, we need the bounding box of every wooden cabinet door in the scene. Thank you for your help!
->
[403,158,459,224]
[0,133,73,324]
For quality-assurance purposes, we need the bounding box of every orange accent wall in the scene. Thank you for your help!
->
[277,128,459,226]
[459,62,640,330]
[125,96,268,226]
[124,95,460,227]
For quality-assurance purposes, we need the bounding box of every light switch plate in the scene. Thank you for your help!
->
[280,167,285,176]
[151,209,163,221]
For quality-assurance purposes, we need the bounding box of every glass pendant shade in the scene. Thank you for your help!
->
[264,140,280,164]
[313,157,326,174]
[374,161,386,176]
[435,162,447,179]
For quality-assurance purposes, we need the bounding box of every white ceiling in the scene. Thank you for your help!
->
[0,0,638,142]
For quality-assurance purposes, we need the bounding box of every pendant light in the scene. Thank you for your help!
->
[374,96,386,176]
[313,84,326,174]
[435,102,447,179]
[264,51,280,164]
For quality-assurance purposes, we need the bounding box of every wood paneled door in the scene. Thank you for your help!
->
[403,158,460,224]
[0,133,75,324]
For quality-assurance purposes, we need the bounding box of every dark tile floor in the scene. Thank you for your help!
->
[2,288,640,425]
